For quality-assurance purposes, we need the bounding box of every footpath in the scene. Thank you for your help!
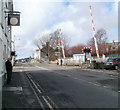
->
[2,64,41,110]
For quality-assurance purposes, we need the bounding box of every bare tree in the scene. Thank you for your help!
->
[87,28,108,56]
[87,37,94,46]
[96,28,107,44]
[35,29,70,60]
[66,44,85,56]
[49,29,70,49]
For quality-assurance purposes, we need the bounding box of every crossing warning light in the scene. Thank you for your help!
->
[82,47,92,53]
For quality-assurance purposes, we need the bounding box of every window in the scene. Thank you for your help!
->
[5,2,8,9]
[112,47,116,50]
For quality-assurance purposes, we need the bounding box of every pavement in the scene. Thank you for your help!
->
[2,64,41,110]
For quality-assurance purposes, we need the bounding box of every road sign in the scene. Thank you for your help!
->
[56,42,63,47]
[55,52,60,57]
[8,14,20,26]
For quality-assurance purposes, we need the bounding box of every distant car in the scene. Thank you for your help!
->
[104,58,120,70]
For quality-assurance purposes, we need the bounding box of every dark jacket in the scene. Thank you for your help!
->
[5,60,12,71]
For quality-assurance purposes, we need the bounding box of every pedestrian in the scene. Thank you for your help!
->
[57,59,59,65]
[60,59,63,66]
[5,58,13,84]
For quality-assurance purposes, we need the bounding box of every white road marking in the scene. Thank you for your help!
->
[88,82,101,86]
[3,87,22,91]
[35,66,49,70]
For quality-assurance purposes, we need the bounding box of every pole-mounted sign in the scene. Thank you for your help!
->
[8,13,20,26]
[56,42,63,47]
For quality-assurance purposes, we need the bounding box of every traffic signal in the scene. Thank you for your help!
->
[11,51,15,56]
[82,47,92,53]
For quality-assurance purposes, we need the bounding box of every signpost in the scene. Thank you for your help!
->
[8,13,20,26]
[55,52,60,57]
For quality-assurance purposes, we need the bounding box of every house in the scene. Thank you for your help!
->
[34,49,41,61]
[106,40,120,51]
[106,40,120,58]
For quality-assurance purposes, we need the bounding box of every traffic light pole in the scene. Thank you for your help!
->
[59,29,65,59]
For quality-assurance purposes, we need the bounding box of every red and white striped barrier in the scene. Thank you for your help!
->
[89,6,99,58]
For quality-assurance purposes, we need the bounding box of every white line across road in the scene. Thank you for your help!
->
[35,66,49,70]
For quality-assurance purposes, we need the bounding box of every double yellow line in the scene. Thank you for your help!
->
[26,73,57,110]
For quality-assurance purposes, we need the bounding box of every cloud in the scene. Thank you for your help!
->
[12,1,118,58]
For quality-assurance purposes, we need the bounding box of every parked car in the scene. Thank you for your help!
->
[104,58,120,70]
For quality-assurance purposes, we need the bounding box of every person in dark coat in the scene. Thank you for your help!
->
[5,58,13,84]
[60,59,63,66]
[57,59,59,65]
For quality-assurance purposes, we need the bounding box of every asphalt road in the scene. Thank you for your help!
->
[18,62,118,109]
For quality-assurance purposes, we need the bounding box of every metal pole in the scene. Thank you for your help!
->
[62,43,65,59]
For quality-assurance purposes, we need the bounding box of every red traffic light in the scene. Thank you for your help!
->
[82,47,92,53]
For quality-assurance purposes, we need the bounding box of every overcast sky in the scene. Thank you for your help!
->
[12,0,119,59]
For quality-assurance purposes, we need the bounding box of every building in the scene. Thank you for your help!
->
[89,40,120,57]
[106,40,120,52]
[73,54,86,63]
[34,49,41,61]
[73,53,92,61]
[106,41,120,58]
[0,0,13,109]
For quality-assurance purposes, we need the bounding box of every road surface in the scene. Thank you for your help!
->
[4,62,118,109]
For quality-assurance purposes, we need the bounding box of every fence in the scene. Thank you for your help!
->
[63,57,109,66]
